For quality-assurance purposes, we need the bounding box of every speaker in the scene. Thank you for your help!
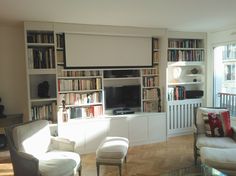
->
[186,90,204,99]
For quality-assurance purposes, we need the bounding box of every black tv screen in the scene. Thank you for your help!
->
[105,85,141,109]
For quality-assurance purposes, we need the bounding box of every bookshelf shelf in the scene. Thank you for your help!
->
[28,69,57,75]
[59,103,103,108]
[168,81,203,86]
[168,61,204,67]
[30,98,57,103]
[58,89,103,94]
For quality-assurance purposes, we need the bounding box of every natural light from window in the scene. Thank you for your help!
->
[214,44,236,117]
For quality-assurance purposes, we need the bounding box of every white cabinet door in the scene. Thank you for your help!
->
[148,113,167,142]
[108,117,128,138]
[84,119,109,152]
[128,115,148,145]
[57,120,85,153]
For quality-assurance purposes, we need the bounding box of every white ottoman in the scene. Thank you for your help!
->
[96,136,129,176]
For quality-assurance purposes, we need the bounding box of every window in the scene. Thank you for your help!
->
[214,43,236,117]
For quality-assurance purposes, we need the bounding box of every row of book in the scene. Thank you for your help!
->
[31,102,57,122]
[143,88,161,99]
[143,101,161,112]
[28,48,55,69]
[56,34,64,48]
[152,39,159,50]
[142,68,158,75]
[27,32,54,44]
[168,50,204,62]
[168,39,203,48]
[58,78,102,91]
[58,92,102,106]
[143,77,159,87]
[67,105,103,118]
[57,50,64,63]
[168,86,186,101]
[153,51,159,63]
[58,70,102,77]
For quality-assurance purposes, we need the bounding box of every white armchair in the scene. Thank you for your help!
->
[5,120,81,176]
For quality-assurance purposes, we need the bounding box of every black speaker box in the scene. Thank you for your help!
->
[186,90,204,99]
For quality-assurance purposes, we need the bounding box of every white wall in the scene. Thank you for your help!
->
[0,24,28,121]
[207,26,236,106]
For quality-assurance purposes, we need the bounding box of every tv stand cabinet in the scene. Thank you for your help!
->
[58,112,166,154]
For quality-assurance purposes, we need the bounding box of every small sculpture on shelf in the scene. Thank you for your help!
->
[62,100,69,122]
[191,68,199,74]
[38,81,49,98]
[0,97,6,118]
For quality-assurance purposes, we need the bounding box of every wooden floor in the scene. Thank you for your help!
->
[0,135,194,176]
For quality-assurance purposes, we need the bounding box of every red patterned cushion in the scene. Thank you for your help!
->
[207,113,224,137]
[219,111,233,137]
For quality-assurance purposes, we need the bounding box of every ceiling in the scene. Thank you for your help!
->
[1,0,236,32]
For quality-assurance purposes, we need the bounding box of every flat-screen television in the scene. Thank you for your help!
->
[105,85,141,110]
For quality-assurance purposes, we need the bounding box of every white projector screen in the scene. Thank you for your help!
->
[65,33,152,68]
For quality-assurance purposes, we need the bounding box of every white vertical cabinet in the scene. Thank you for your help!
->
[128,115,148,145]
[84,119,109,153]
[108,117,129,138]
[148,113,167,142]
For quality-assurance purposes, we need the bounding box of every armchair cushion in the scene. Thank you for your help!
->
[196,134,236,148]
[39,151,80,176]
[50,137,75,152]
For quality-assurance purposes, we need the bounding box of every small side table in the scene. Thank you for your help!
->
[0,114,23,149]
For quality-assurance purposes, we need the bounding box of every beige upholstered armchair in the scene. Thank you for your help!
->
[5,120,81,176]
[194,107,236,174]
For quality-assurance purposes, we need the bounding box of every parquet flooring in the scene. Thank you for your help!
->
[0,135,194,176]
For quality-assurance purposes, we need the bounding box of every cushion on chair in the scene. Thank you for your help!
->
[201,147,236,171]
[219,111,233,137]
[196,134,236,148]
[196,107,228,134]
[12,120,51,158]
[207,113,224,137]
[38,150,81,176]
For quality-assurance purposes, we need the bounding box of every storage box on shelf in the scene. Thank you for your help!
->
[141,38,161,112]
[167,37,205,136]
[25,28,57,122]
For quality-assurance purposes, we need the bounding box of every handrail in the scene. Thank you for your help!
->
[218,92,236,117]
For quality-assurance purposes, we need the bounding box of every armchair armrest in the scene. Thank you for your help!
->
[193,124,198,134]
[50,136,75,152]
[10,149,39,176]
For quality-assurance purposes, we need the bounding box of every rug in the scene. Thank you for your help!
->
[161,165,201,176]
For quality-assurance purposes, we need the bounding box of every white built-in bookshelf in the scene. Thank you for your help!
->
[141,38,161,112]
[166,36,206,136]
[24,26,163,121]
[25,25,57,122]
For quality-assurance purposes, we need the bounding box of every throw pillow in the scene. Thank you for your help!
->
[207,113,224,137]
[219,111,233,137]
[203,113,212,137]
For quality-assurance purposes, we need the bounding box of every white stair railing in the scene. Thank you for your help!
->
[218,93,236,117]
